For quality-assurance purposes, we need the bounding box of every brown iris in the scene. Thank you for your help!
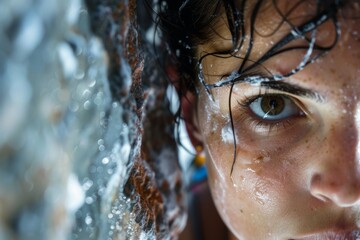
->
[260,95,285,116]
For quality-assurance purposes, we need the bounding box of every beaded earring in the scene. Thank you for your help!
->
[191,145,207,185]
[194,145,206,167]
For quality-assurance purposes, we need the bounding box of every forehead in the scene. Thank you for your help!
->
[200,0,358,50]
[197,0,359,84]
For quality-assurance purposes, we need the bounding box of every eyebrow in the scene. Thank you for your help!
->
[203,73,323,102]
[260,81,323,102]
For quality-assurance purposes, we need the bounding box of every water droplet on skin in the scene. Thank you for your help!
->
[221,124,236,144]
[245,168,256,173]
[254,181,270,206]
[255,191,266,205]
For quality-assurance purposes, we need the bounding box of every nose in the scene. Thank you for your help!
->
[310,170,360,207]
[309,120,360,207]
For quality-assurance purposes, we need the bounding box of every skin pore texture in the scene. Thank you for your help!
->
[186,0,360,239]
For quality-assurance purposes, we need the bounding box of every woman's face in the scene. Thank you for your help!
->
[194,0,360,239]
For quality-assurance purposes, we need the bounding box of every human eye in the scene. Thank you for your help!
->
[236,92,309,136]
[247,94,305,122]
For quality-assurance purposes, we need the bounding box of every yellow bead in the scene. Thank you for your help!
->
[194,154,206,167]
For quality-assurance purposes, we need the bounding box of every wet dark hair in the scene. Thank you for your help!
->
[153,0,224,92]
[152,0,352,176]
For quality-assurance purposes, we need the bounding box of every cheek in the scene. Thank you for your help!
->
[206,149,295,239]
[203,117,328,238]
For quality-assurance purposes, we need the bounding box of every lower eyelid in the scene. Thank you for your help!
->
[232,113,314,149]
[246,115,296,134]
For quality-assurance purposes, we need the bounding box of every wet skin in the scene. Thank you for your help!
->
[188,1,360,239]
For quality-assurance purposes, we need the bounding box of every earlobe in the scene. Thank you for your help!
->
[181,91,204,148]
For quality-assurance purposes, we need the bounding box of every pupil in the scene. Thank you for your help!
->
[261,96,285,115]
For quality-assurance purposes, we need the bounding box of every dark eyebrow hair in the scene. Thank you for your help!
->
[203,71,323,102]
[260,80,323,102]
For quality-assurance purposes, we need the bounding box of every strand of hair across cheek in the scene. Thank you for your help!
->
[229,82,237,179]
[228,0,264,178]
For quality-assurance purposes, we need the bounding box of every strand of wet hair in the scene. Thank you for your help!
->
[204,4,339,89]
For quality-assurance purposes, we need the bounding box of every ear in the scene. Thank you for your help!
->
[181,91,203,148]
